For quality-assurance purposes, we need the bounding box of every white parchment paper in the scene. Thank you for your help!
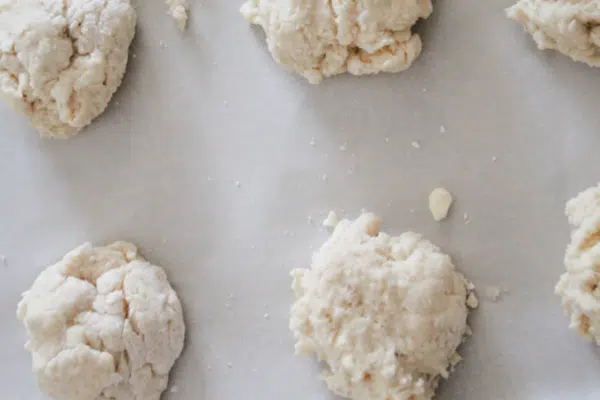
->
[2,0,600,399]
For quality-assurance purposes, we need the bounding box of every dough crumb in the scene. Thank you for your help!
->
[440,125,446,133]
[166,0,189,31]
[467,292,479,308]
[411,141,421,149]
[322,211,339,230]
[429,187,454,222]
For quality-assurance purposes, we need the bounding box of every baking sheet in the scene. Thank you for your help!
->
[2,0,600,399]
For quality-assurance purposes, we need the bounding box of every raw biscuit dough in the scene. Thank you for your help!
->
[17,242,185,400]
[506,0,600,67]
[241,0,433,84]
[290,213,476,400]
[0,0,136,138]
[557,184,600,343]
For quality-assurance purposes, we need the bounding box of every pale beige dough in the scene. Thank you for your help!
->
[507,0,600,67]
[290,213,476,400]
[557,184,600,343]
[241,0,432,83]
[0,0,136,138]
[17,242,185,400]
[428,187,453,222]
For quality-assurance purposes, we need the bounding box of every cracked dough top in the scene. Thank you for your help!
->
[0,0,136,137]
[17,242,185,400]
[241,0,432,83]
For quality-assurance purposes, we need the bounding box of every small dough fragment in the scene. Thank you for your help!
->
[0,0,136,138]
[290,213,475,400]
[506,0,600,67]
[322,210,340,230]
[466,292,479,309]
[241,0,432,83]
[166,0,189,31]
[428,187,453,222]
[17,242,185,400]
[557,183,600,344]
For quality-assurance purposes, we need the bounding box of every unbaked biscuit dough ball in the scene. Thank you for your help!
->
[506,0,600,67]
[0,0,136,138]
[290,213,476,400]
[241,0,432,84]
[17,242,185,400]
[557,184,600,343]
